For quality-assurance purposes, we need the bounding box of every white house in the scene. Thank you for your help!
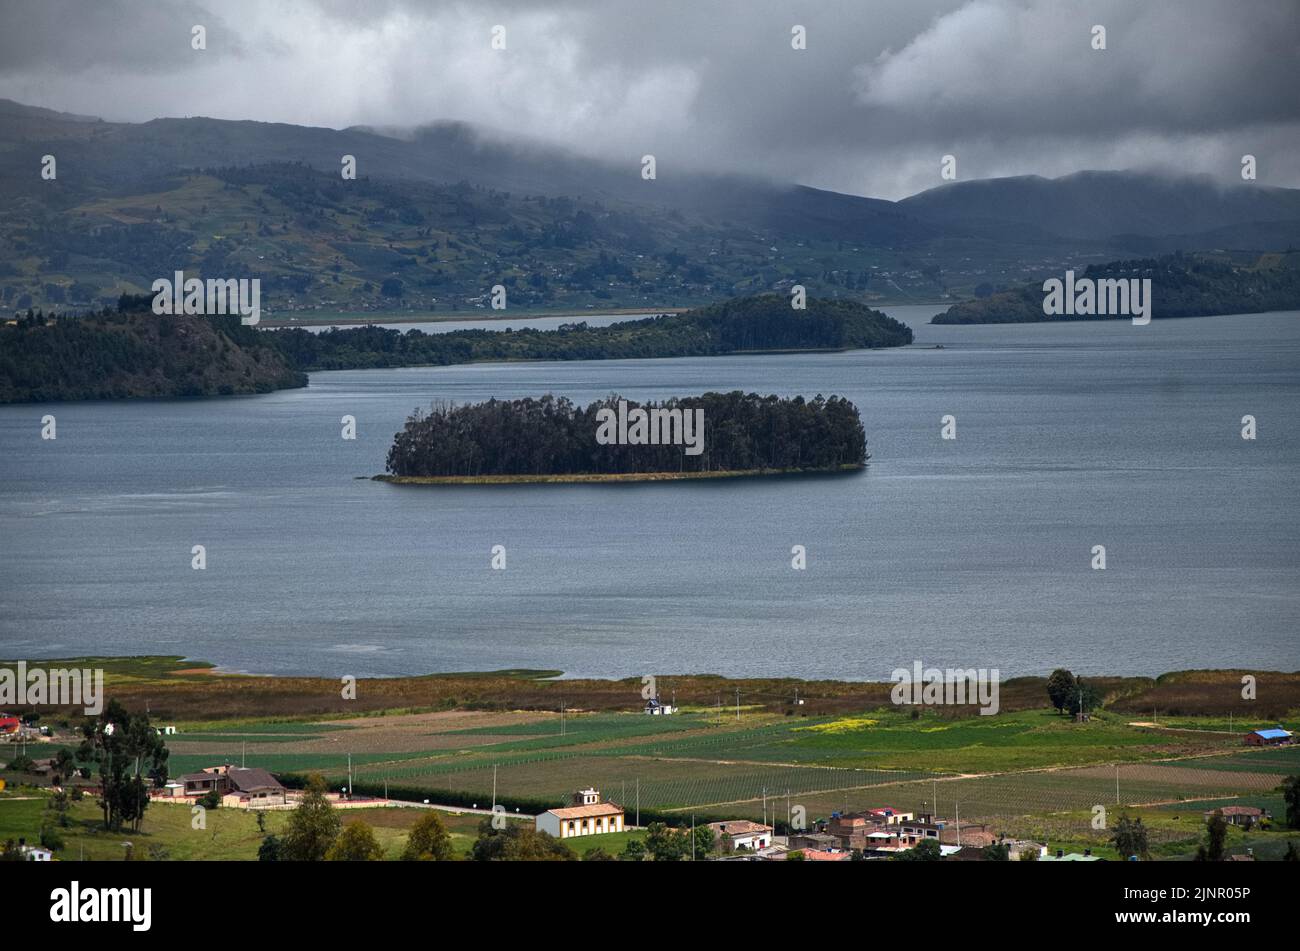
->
[644,697,675,715]
[708,820,773,851]
[536,788,625,839]
[21,844,53,861]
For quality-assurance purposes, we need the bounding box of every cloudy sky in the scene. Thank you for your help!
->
[1,0,1297,199]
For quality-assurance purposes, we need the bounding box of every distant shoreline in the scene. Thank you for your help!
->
[373,464,865,485]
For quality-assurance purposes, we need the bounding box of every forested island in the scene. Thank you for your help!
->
[274,294,912,369]
[931,252,1300,324]
[0,302,304,403]
[382,392,867,483]
[0,294,910,403]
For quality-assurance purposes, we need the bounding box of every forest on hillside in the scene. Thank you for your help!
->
[271,294,913,370]
[385,392,868,477]
[932,253,1300,323]
[0,294,910,402]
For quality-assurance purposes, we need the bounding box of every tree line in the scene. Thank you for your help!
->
[385,391,868,477]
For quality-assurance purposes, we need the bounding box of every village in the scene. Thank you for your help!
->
[4,690,1295,863]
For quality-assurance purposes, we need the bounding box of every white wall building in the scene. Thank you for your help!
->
[536,788,625,839]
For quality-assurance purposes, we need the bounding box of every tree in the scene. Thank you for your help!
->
[280,774,340,861]
[1111,815,1150,860]
[583,846,616,861]
[53,748,76,784]
[1195,811,1228,862]
[401,811,454,861]
[326,820,384,861]
[1282,775,1300,830]
[1067,678,1102,717]
[1284,841,1299,862]
[199,788,221,810]
[620,839,646,861]
[981,842,1010,861]
[1046,669,1076,714]
[78,699,169,833]
[645,822,690,861]
[257,834,282,862]
[785,849,806,861]
[692,824,716,859]
[471,819,574,861]
[896,838,943,861]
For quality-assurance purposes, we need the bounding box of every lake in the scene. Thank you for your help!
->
[2,306,1298,680]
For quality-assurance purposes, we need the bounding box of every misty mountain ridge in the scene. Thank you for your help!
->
[2,99,1298,315]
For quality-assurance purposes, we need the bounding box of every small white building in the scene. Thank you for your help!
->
[644,697,675,715]
[21,844,53,861]
[708,820,773,851]
[536,788,625,839]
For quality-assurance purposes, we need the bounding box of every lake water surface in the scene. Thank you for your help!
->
[2,306,1297,679]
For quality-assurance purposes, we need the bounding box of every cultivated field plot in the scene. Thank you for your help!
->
[350,752,931,812]
[714,756,1290,826]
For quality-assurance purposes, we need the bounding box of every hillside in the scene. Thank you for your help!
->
[0,294,908,402]
[272,294,912,370]
[0,298,305,403]
[931,253,1300,324]
[901,170,1300,243]
[5,100,1300,316]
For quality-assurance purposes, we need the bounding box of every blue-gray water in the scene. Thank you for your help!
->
[2,307,1297,679]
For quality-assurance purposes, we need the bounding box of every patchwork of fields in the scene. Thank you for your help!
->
[160,706,1298,838]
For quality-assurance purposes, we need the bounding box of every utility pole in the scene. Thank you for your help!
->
[636,778,640,827]
[735,688,740,721]
[347,753,352,798]
[1115,764,1120,805]
[691,814,696,861]
[955,801,961,848]
[492,764,497,812]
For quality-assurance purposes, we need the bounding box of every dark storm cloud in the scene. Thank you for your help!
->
[0,0,245,72]
[0,0,1295,198]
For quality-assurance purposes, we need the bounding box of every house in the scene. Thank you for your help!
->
[1244,728,1293,746]
[644,697,675,715]
[179,765,286,806]
[708,820,773,851]
[20,843,53,862]
[178,766,231,797]
[1204,806,1263,827]
[864,807,912,825]
[222,767,287,807]
[0,716,20,736]
[535,788,625,839]
[789,831,843,852]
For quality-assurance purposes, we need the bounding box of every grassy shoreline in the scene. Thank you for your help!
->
[372,464,865,485]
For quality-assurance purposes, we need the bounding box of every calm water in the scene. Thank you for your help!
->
[2,307,1298,679]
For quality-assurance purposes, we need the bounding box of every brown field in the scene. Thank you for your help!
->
[29,656,1298,723]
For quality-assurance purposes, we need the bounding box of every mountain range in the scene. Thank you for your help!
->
[2,99,1298,315]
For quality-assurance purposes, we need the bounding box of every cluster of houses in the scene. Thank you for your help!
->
[533,788,1076,860]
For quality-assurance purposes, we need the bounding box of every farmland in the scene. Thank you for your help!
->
[3,659,1298,859]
